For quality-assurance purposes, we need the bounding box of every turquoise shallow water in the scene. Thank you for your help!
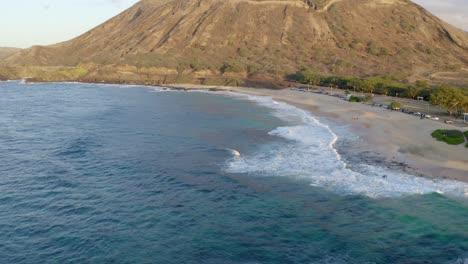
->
[0,81,467,263]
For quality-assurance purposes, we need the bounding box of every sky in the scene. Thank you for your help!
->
[0,0,140,48]
[412,0,468,31]
[0,0,466,48]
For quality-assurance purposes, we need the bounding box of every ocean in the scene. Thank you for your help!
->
[0,81,467,263]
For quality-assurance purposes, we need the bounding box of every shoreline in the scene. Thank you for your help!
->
[160,82,468,183]
[4,80,468,183]
[221,86,468,183]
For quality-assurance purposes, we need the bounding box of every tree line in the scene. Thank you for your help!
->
[289,69,468,117]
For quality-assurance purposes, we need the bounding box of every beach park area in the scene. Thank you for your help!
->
[170,84,468,183]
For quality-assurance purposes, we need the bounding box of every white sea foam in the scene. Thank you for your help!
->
[222,92,468,198]
[226,148,241,157]
[147,87,180,93]
[452,256,468,264]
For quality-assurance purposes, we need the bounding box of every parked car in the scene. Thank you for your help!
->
[413,112,421,116]
[431,117,440,121]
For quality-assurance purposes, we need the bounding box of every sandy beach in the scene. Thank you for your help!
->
[170,84,468,183]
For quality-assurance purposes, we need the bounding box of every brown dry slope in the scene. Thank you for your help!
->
[0,48,21,80]
[0,47,21,60]
[2,0,468,84]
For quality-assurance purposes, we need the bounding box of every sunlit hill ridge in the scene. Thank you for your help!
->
[0,0,467,86]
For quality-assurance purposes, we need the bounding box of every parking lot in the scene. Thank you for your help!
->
[292,87,468,128]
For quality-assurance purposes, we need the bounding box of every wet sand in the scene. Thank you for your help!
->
[171,84,468,183]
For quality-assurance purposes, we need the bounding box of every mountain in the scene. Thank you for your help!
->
[2,0,468,85]
[0,47,21,80]
[0,47,20,60]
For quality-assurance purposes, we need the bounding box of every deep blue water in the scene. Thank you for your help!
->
[0,81,467,264]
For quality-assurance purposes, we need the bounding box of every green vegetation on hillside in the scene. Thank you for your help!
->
[221,58,245,74]
[58,68,89,79]
[431,130,466,145]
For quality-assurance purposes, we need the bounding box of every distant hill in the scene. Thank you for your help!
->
[0,47,20,60]
[2,0,468,85]
[0,48,21,80]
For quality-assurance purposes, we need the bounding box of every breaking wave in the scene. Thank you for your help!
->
[222,93,468,198]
